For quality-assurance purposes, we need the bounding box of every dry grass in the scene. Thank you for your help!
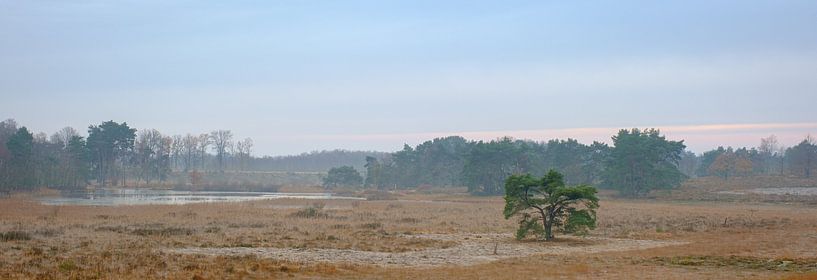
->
[1,187,816,279]
[663,175,817,203]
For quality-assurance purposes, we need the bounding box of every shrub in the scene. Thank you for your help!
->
[0,231,32,241]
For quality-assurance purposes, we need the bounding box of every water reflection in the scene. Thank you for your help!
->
[39,188,363,206]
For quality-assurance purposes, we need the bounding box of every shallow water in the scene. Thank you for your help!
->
[38,188,364,206]
[747,187,817,196]
[716,187,817,196]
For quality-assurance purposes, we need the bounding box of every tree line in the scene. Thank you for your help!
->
[3,117,815,196]
[360,130,675,195]
[0,119,257,192]
[359,130,817,196]
[687,135,817,180]
[360,136,606,193]
[249,150,388,173]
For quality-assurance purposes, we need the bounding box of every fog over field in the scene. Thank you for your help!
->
[2,1,817,279]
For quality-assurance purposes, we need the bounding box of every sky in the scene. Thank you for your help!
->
[1,1,816,156]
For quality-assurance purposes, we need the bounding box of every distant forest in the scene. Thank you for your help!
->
[0,119,384,192]
[360,133,816,195]
[249,150,388,173]
[0,118,815,196]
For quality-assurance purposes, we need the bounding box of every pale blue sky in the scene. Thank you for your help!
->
[2,1,816,155]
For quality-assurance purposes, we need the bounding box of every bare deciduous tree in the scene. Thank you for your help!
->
[171,134,183,171]
[135,129,172,185]
[210,130,232,171]
[759,135,781,174]
[759,135,779,155]
[180,134,199,172]
[50,127,79,148]
[235,138,253,170]
[197,133,210,170]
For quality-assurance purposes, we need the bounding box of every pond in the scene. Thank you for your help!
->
[38,188,364,206]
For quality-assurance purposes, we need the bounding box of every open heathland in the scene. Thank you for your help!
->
[1,185,816,279]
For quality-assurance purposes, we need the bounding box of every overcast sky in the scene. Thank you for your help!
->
[2,1,816,155]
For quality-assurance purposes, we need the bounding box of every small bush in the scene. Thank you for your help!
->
[35,228,63,237]
[248,223,266,228]
[360,222,382,229]
[290,203,328,219]
[204,226,222,233]
[0,231,32,241]
[290,207,328,219]
[132,226,194,236]
[58,260,78,271]
[95,226,127,233]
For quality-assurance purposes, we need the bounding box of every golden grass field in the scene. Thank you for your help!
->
[1,180,817,279]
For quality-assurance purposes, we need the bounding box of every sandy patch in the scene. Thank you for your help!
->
[167,233,686,267]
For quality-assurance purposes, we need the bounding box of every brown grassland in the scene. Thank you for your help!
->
[1,178,817,279]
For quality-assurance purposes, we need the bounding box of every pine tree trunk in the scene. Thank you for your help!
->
[544,218,554,240]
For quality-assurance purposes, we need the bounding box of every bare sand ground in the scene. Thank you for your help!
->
[169,233,686,267]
